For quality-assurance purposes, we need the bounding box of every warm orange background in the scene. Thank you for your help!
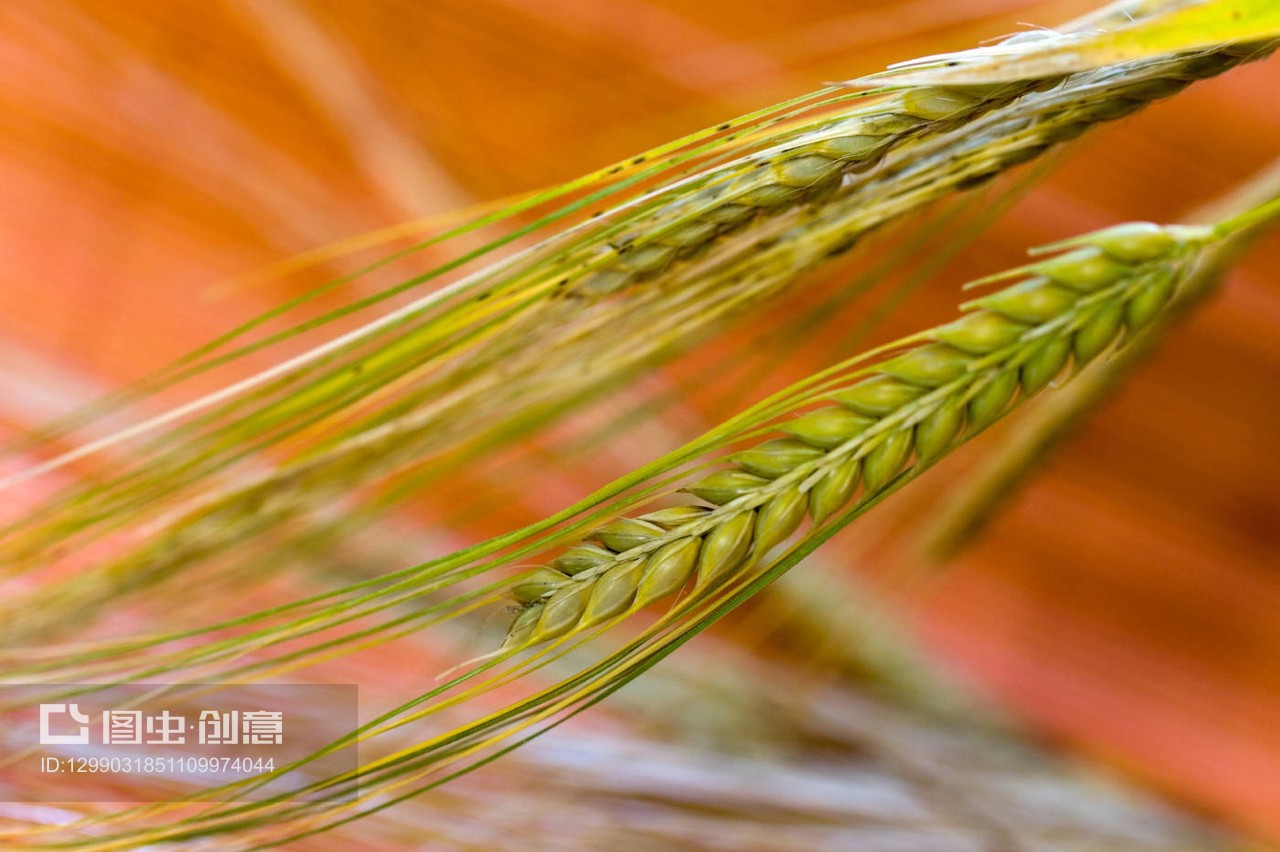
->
[2,0,1278,842]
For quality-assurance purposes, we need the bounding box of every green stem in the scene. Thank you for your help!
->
[1214,192,1280,238]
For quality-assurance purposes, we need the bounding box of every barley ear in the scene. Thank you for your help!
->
[502,219,1226,652]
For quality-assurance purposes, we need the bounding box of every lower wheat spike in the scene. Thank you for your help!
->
[502,221,1220,650]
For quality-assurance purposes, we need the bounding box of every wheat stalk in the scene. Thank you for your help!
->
[500,220,1219,650]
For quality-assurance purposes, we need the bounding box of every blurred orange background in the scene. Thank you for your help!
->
[1,0,1278,843]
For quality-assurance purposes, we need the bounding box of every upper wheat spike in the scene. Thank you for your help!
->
[562,82,1039,299]
[501,221,1216,651]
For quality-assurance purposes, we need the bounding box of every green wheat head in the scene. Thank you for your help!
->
[499,222,1219,651]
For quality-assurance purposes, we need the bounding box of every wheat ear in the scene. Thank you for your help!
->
[501,221,1217,650]
[566,82,1043,298]
[561,0,1224,299]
